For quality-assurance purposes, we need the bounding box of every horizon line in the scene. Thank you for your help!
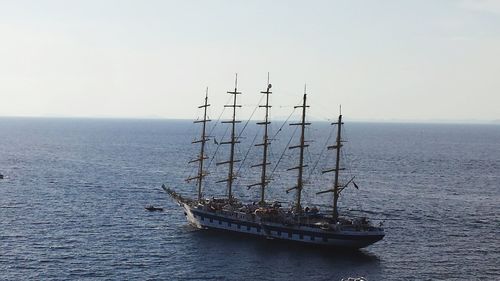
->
[0,114,499,125]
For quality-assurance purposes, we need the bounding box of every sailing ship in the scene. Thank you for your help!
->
[163,75,385,249]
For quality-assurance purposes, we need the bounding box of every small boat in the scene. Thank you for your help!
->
[0,174,4,179]
[145,205,164,212]
[342,278,367,281]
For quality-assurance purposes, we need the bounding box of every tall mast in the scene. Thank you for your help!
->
[288,89,310,212]
[331,114,343,221]
[216,74,241,202]
[319,110,344,221]
[186,88,211,201]
[248,74,272,205]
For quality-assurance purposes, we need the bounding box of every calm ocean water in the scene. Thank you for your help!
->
[0,117,499,280]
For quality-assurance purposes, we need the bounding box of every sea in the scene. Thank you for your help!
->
[0,117,499,281]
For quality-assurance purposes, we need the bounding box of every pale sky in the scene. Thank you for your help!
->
[1,0,499,122]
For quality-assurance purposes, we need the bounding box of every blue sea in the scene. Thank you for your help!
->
[0,117,499,280]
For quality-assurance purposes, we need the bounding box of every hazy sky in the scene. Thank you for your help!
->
[0,0,499,122]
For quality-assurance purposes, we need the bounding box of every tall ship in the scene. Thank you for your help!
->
[163,75,385,249]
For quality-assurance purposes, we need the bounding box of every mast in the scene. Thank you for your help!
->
[186,88,211,201]
[288,89,310,212]
[248,74,272,205]
[216,74,241,202]
[318,110,344,221]
[331,114,343,221]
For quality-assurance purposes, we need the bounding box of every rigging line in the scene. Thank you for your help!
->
[206,125,229,170]
[207,108,225,137]
[271,107,297,140]
[306,122,336,182]
[338,123,354,181]
[304,146,315,183]
[305,126,315,172]
[237,94,265,139]
[305,126,318,180]
[235,131,259,182]
[268,95,303,180]
[182,157,194,180]
[304,145,313,180]
[240,103,264,107]
[270,125,299,178]
[309,100,339,122]
[340,148,352,183]
[336,132,356,198]
[232,91,268,185]
[207,95,232,137]
[185,165,198,185]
